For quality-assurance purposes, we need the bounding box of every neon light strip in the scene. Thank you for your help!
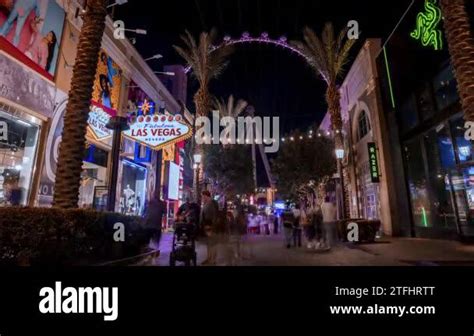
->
[421,207,429,227]
[383,47,396,109]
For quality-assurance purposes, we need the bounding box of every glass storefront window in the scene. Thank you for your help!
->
[79,144,109,209]
[399,96,418,133]
[405,138,432,228]
[433,65,458,111]
[416,83,436,121]
[450,114,473,164]
[119,160,147,216]
[424,127,457,229]
[0,111,39,207]
[449,168,474,236]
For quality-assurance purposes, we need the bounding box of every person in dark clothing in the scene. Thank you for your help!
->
[292,205,302,248]
[143,197,166,251]
[282,210,295,249]
[200,191,219,265]
[273,214,279,234]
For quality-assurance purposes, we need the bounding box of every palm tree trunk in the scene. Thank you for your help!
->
[53,0,108,209]
[440,0,474,121]
[326,83,343,136]
[193,86,211,202]
[194,86,212,118]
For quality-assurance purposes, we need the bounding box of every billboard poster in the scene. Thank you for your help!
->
[91,49,122,112]
[0,0,65,78]
[0,51,55,117]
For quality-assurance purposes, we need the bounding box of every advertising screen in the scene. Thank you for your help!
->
[167,162,179,201]
[0,0,65,78]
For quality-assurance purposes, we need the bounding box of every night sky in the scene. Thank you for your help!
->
[115,0,414,133]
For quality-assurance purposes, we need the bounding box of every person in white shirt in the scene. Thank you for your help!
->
[320,196,337,250]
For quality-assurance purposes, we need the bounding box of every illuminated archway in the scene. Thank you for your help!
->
[184,32,310,74]
[185,32,313,189]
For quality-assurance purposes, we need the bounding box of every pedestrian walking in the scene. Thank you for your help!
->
[292,205,302,248]
[200,191,219,265]
[303,205,318,249]
[143,197,166,252]
[272,213,279,234]
[282,209,295,249]
[321,196,337,250]
[231,204,247,260]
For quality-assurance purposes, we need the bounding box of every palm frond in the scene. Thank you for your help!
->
[335,38,356,77]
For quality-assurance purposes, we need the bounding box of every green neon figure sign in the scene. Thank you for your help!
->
[410,0,444,51]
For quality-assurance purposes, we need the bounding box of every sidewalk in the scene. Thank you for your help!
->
[136,233,474,266]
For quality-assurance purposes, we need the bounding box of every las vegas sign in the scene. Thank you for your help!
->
[87,104,115,141]
[123,114,193,151]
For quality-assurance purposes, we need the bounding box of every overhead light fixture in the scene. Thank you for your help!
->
[145,54,163,61]
[125,28,147,35]
[108,0,128,8]
[154,71,175,76]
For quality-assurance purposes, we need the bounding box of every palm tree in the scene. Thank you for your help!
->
[291,23,356,149]
[53,0,108,209]
[440,0,474,121]
[174,30,233,202]
[174,30,234,120]
[292,23,356,219]
[214,95,248,120]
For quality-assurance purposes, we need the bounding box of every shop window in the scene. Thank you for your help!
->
[424,128,457,229]
[79,144,109,209]
[450,167,474,236]
[399,96,418,133]
[357,110,371,141]
[416,83,436,121]
[450,115,473,164]
[433,65,459,111]
[119,160,147,216]
[404,138,432,228]
[0,111,39,207]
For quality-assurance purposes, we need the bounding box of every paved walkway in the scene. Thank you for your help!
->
[136,232,474,266]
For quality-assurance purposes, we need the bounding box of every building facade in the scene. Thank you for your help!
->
[376,0,474,240]
[0,0,191,220]
[320,0,474,240]
[319,39,399,236]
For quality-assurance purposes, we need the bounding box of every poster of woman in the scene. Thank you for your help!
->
[0,0,65,76]
[92,50,122,112]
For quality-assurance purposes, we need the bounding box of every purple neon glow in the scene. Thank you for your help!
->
[184,33,309,74]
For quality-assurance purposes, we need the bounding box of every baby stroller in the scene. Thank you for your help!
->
[169,222,197,266]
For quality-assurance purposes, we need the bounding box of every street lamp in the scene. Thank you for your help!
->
[193,154,202,203]
[335,146,347,220]
[193,154,202,165]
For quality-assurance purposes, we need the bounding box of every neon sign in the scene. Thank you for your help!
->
[123,114,193,151]
[368,143,380,183]
[410,0,443,51]
[87,104,114,141]
[138,99,155,115]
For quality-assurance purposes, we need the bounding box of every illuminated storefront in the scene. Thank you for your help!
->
[0,107,41,206]
[0,0,68,207]
[376,0,474,239]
